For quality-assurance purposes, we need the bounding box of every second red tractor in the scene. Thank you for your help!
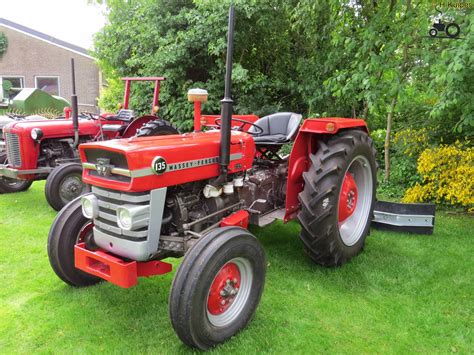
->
[0,71,177,210]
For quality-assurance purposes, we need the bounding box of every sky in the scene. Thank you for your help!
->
[1,0,107,50]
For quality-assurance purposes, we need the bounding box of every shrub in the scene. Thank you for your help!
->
[403,142,474,211]
[378,128,430,198]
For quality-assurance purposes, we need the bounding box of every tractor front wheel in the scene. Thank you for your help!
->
[47,197,101,287]
[297,129,377,267]
[169,227,266,350]
[45,162,89,211]
[0,154,33,193]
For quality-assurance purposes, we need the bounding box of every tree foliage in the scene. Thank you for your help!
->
[93,0,472,152]
[0,32,7,57]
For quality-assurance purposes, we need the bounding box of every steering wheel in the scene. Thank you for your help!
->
[214,117,264,136]
[81,111,108,120]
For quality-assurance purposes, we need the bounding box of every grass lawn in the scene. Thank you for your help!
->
[0,181,473,353]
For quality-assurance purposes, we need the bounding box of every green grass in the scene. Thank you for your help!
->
[1,182,473,353]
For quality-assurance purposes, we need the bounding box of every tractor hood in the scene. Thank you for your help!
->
[4,118,99,139]
[80,130,255,192]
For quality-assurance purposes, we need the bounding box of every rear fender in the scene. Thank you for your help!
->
[284,118,368,222]
[121,115,156,138]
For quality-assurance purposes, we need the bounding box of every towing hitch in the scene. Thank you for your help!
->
[74,243,172,288]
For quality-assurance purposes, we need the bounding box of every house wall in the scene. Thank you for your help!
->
[0,25,100,112]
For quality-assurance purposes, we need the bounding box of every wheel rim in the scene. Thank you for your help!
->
[207,257,253,327]
[1,176,28,188]
[337,155,373,246]
[76,222,93,244]
[59,174,86,204]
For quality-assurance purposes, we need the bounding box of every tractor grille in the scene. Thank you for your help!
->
[84,148,131,183]
[5,133,22,167]
[92,186,150,241]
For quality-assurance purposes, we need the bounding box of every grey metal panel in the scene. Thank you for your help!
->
[97,210,116,223]
[93,227,153,261]
[373,210,433,227]
[92,186,150,203]
[372,200,436,234]
[146,187,167,255]
[98,199,119,211]
[91,187,166,261]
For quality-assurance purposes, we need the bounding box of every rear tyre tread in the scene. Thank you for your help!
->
[135,118,179,137]
[297,129,377,267]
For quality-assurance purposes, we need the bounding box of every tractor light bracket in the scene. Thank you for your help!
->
[74,243,172,288]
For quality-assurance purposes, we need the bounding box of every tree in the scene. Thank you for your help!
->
[0,32,7,57]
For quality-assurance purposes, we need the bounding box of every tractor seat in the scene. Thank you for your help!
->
[248,112,302,145]
[107,109,135,122]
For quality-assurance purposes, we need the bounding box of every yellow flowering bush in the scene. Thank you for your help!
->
[393,128,429,157]
[403,142,474,211]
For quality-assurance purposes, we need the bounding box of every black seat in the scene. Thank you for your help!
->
[107,109,135,122]
[248,112,302,145]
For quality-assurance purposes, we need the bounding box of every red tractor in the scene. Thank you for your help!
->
[48,7,377,350]
[0,66,177,210]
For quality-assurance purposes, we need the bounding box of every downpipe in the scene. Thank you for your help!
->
[70,58,80,149]
[213,5,235,190]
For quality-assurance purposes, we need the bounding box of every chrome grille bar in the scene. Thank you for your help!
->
[5,133,22,167]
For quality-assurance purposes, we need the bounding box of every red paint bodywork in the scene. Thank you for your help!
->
[284,118,368,222]
[74,242,172,288]
[220,210,249,229]
[81,130,256,192]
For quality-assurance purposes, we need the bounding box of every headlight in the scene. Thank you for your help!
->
[117,208,132,230]
[116,204,150,231]
[81,194,99,219]
[30,128,43,141]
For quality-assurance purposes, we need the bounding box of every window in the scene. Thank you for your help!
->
[1,76,25,99]
[35,76,60,95]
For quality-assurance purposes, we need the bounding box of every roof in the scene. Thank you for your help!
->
[0,18,93,59]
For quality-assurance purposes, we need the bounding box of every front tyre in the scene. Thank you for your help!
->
[297,129,377,267]
[47,197,101,287]
[169,227,266,350]
[45,162,89,211]
[0,154,33,193]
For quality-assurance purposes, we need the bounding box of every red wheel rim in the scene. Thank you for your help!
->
[338,172,358,222]
[207,262,241,316]
[77,222,93,244]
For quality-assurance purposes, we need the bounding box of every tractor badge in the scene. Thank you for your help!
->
[152,156,167,175]
[96,158,113,177]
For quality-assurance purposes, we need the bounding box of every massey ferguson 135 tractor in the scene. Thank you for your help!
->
[48,7,376,350]
[0,64,177,209]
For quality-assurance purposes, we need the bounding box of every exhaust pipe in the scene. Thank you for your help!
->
[71,58,79,148]
[219,5,235,177]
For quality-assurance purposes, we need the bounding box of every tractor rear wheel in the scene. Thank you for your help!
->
[45,162,89,211]
[47,197,101,287]
[0,154,33,193]
[135,118,179,137]
[297,129,377,267]
[169,227,266,350]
